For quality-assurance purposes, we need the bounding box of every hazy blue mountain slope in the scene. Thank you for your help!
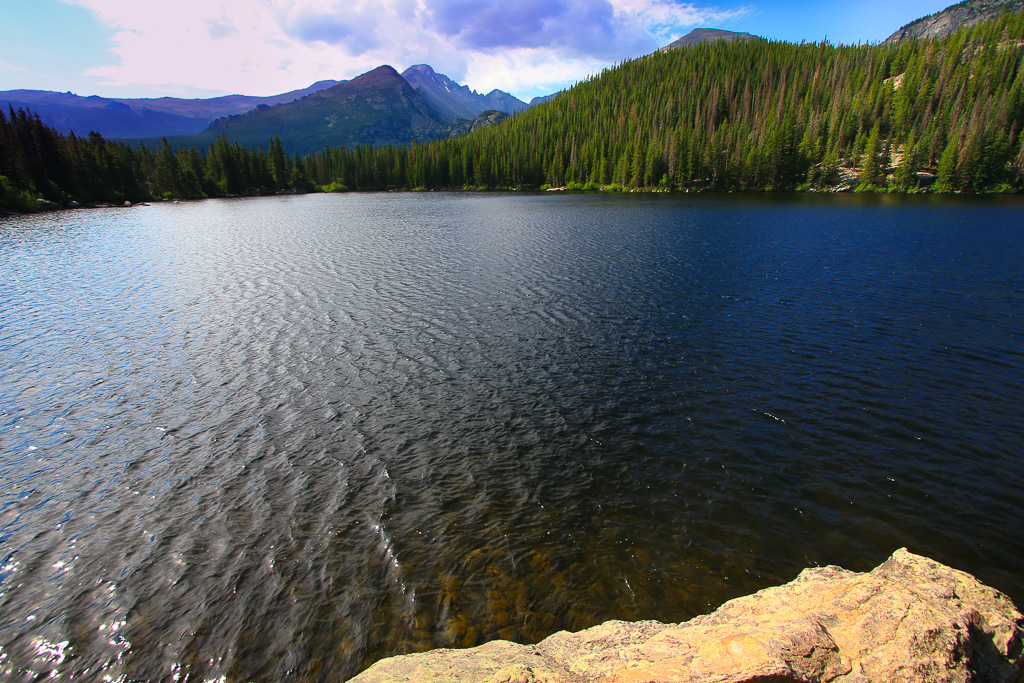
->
[1,81,339,138]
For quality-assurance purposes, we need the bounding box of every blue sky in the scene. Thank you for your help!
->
[0,0,955,101]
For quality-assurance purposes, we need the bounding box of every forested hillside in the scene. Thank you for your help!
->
[321,8,1024,193]
[2,10,1023,211]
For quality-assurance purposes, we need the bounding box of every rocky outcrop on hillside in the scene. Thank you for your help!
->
[886,0,1024,42]
[529,94,558,107]
[446,110,509,138]
[468,110,509,133]
[350,549,1023,683]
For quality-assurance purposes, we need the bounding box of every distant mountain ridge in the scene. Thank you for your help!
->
[0,81,339,138]
[660,28,761,51]
[886,0,1024,41]
[140,64,549,155]
[400,65,527,122]
[2,66,543,150]
[187,65,449,153]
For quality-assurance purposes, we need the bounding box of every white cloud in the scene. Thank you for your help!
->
[614,0,751,43]
[60,0,750,98]
[0,60,26,72]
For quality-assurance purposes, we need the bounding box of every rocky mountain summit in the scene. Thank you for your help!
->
[887,0,1024,42]
[197,65,449,153]
[351,549,1023,683]
[400,65,527,123]
[660,28,761,51]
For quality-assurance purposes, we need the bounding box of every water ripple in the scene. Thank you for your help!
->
[0,193,1022,680]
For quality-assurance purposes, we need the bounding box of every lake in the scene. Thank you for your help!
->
[1,192,1022,681]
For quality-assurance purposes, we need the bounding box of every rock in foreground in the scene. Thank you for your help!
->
[350,549,1023,682]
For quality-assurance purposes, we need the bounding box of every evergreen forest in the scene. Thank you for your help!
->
[3,10,1024,212]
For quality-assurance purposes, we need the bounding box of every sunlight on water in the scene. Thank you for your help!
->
[0,192,1022,680]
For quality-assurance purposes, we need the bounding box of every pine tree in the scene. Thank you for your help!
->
[858,121,883,190]
[935,138,960,192]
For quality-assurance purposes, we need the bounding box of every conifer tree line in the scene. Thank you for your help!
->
[0,109,313,211]
[2,11,1023,211]
[0,108,149,210]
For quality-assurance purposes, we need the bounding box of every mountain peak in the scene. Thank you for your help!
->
[398,64,528,122]
[195,63,448,154]
[660,28,760,52]
[359,65,402,80]
[307,80,341,90]
[326,65,405,93]
[403,64,437,77]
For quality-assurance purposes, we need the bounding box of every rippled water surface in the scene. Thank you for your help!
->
[1,192,1022,681]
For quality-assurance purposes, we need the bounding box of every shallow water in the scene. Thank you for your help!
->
[1,192,1022,681]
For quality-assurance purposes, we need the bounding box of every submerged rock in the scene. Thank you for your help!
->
[350,549,1023,682]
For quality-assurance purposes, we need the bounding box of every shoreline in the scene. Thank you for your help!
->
[350,549,1024,683]
[4,185,1021,217]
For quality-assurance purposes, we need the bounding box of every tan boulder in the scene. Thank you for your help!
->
[349,549,1023,682]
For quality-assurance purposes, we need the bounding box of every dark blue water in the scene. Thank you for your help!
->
[0,192,1022,681]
